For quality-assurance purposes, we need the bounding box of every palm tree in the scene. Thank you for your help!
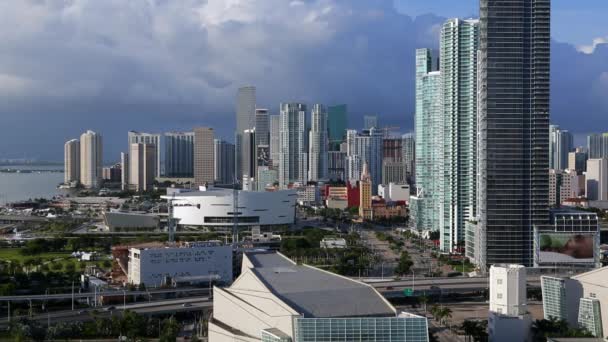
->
[440,307,452,326]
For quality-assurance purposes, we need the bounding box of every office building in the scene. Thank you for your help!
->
[164,132,194,178]
[163,186,296,229]
[541,267,608,338]
[550,125,574,170]
[346,128,383,194]
[213,139,235,185]
[488,264,532,342]
[64,139,80,184]
[569,147,588,174]
[383,137,402,161]
[587,133,608,159]
[127,241,232,287]
[364,115,378,129]
[279,103,308,188]
[254,109,270,147]
[327,151,346,181]
[308,104,328,181]
[327,104,347,151]
[208,251,429,342]
[242,129,257,179]
[269,115,281,167]
[236,86,256,179]
[437,18,480,252]
[359,163,372,220]
[471,0,551,268]
[402,133,416,185]
[410,49,442,235]
[80,130,103,189]
[128,143,156,192]
[193,127,215,186]
[127,131,161,178]
[120,152,129,191]
[586,159,608,201]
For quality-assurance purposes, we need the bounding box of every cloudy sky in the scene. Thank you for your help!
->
[0,0,606,162]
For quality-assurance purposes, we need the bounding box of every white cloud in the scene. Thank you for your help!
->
[577,36,608,54]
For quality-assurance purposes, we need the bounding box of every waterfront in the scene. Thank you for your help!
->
[0,165,65,204]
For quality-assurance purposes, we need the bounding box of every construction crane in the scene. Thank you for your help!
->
[232,177,239,248]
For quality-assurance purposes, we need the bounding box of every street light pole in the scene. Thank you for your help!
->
[71,281,74,311]
[411,270,415,294]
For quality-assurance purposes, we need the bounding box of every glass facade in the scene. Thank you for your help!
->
[411,49,442,233]
[262,329,292,342]
[578,297,603,337]
[294,317,428,342]
[541,276,568,321]
[477,0,551,267]
[328,104,348,151]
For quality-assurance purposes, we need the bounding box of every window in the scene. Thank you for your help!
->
[497,279,503,285]
[497,293,503,299]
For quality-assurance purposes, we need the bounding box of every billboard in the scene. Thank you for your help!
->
[538,233,595,264]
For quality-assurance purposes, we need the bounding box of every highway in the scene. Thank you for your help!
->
[0,287,209,302]
[0,296,212,327]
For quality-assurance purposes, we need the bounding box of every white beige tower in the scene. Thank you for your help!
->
[64,139,80,185]
[79,130,103,189]
[129,143,156,192]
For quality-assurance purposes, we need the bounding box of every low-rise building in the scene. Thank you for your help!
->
[127,241,233,287]
[320,237,347,249]
[103,211,160,232]
[378,183,410,202]
[209,251,429,342]
[372,200,407,219]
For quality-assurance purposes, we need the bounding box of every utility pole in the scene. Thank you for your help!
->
[232,177,239,247]
[71,281,74,311]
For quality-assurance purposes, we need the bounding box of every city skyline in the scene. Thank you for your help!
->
[0,1,606,161]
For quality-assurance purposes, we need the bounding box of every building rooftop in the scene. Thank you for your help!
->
[572,266,608,286]
[244,252,396,318]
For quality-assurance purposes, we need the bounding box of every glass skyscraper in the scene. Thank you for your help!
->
[439,18,479,252]
[474,0,551,267]
[309,104,328,181]
[410,48,442,233]
[164,132,194,178]
[328,104,348,151]
[279,103,308,188]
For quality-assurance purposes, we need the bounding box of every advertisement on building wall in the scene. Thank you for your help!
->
[538,233,595,264]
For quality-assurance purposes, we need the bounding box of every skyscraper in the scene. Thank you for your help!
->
[327,104,347,151]
[439,18,480,252]
[587,133,608,159]
[549,125,573,170]
[242,129,257,180]
[164,132,194,178]
[254,109,270,147]
[586,159,608,201]
[346,128,383,194]
[214,139,235,185]
[279,103,308,188]
[308,104,328,181]
[568,147,587,174]
[121,152,129,191]
[129,143,156,192]
[401,133,416,186]
[80,130,103,189]
[473,0,551,268]
[327,150,346,181]
[363,115,379,130]
[269,115,281,168]
[410,49,442,234]
[193,127,215,186]
[236,86,256,179]
[64,139,80,184]
[127,131,161,177]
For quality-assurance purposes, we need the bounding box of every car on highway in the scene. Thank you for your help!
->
[182,303,192,307]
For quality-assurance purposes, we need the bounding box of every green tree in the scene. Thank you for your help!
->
[394,251,414,276]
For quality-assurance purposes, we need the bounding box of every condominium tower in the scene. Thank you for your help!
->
[79,130,103,189]
[410,49,442,234]
[472,0,551,268]
[279,103,308,188]
[439,18,479,252]
[269,115,281,168]
[587,133,608,159]
[127,131,161,177]
[346,128,383,194]
[254,109,270,147]
[235,86,256,179]
[327,104,347,151]
[308,104,328,181]
[214,139,235,185]
[193,127,215,186]
[129,143,156,192]
[64,139,80,184]
[549,125,573,170]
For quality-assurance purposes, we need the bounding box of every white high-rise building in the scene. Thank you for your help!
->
[401,133,415,185]
[64,139,80,184]
[586,158,608,201]
[236,86,256,180]
[346,128,383,195]
[308,104,328,181]
[488,264,531,342]
[79,130,103,189]
[279,103,308,188]
[269,115,281,168]
[128,131,161,177]
[129,143,156,192]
